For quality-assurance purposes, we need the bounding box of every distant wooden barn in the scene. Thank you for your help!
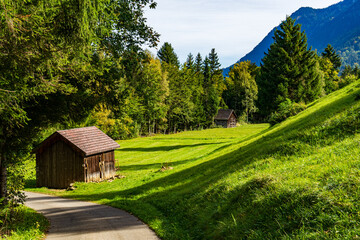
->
[33,126,120,189]
[214,109,237,128]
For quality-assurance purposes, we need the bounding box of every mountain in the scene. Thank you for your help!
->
[224,0,360,75]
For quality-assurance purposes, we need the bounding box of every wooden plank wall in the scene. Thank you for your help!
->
[103,151,116,179]
[85,154,101,182]
[36,140,84,188]
[85,151,115,182]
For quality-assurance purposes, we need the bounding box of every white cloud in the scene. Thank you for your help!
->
[145,0,341,67]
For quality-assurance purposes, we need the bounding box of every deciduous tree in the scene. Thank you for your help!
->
[224,61,258,122]
[0,0,159,201]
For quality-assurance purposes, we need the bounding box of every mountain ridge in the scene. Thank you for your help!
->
[223,0,360,75]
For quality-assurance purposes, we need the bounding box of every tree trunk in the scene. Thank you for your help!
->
[153,121,155,134]
[0,153,7,203]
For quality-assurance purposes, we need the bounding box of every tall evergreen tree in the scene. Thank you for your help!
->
[203,56,211,83]
[195,53,203,73]
[322,44,342,70]
[208,48,221,77]
[157,42,180,67]
[202,52,222,125]
[207,48,226,109]
[186,53,195,70]
[258,16,321,117]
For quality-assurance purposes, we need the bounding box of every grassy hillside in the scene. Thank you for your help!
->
[27,80,360,239]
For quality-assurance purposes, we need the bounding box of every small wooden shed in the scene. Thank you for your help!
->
[214,109,237,128]
[33,126,120,189]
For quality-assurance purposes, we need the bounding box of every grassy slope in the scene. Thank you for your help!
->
[27,80,360,239]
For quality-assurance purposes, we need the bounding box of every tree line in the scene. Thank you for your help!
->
[0,0,359,208]
[92,45,227,137]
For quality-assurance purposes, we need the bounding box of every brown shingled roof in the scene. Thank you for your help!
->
[214,109,236,120]
[33,126,120,156]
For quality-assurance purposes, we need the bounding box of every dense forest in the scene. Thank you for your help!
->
[1,0,360,232]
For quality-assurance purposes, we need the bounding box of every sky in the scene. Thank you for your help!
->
[144,0,342,68]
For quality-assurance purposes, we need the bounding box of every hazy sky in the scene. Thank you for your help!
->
[145,0,341,68]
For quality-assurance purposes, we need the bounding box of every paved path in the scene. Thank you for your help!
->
[24,192,159,240]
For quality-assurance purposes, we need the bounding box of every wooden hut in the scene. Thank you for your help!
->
[33,126,120,189]
[214,109,237,128]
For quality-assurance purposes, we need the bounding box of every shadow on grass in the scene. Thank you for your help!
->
[117,142,222,152]
[118,143,233,171]
[35,85,360,239]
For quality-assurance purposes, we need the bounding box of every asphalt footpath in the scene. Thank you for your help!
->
[24,191,159,240]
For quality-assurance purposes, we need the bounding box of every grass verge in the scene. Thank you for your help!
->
[1,205,49,240]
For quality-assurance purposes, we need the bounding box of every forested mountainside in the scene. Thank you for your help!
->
[224,0,360,75]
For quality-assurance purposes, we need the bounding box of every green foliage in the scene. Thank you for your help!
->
[0,0,160,200]
[318,57,340,94]
[339,74,358,88]
[166,63,196,131]
[268,99,307,125]
[157,42,180,67]
[341,65,360,79]
[258,16,321,117]
[195,53,203,73]
[185,53,195,70]
[322,44,342,70]
[337,65,360,89]
[202,49,225,125]
[224,61,258,122]
[338,36,360,69]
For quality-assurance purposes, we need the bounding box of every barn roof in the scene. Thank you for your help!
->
[214,109,236,120]
[33,126,120,156]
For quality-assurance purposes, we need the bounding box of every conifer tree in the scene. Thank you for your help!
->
[157,42,180,67]
[322,44,342,70]
[207,48,226,109]
[186,53,195,70]
[203,56,211,83]
[202,52,222,125]
[208,48,221,77]
[258,16,321,117]
[195,53,203,73]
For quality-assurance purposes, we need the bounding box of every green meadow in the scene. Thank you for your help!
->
[26,80,360,239]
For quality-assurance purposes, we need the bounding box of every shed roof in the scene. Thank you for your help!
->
[214,109,236,120]
[33,126,120,156]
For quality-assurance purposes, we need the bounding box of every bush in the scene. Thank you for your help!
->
[268,99,307,125]
[339,75,358,89]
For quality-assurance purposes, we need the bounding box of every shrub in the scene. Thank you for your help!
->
[268,99,307,125]
[339,75,358,89]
